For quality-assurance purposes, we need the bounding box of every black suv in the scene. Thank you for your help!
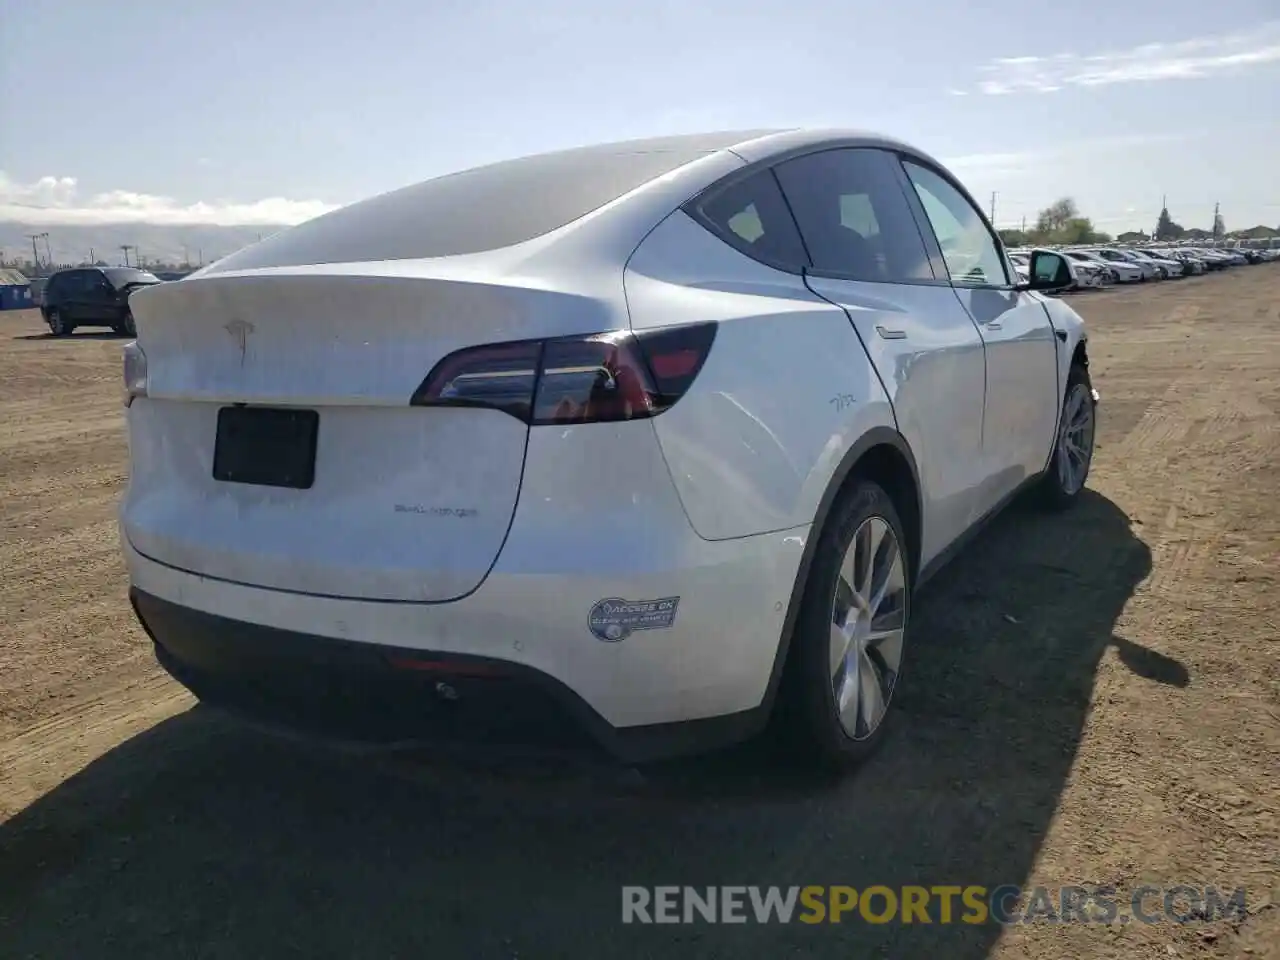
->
[40,267,162,337]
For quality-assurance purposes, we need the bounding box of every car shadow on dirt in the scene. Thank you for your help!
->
[0,490,1174,960]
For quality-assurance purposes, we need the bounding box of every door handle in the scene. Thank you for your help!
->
[985,320,1003,330]
[876,325,907,340]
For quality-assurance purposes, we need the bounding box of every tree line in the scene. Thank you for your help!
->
[997,197,1278,249]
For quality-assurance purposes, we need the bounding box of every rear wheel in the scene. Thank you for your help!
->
[113,311,136,337]
[47,308,72,337]
[782,479,910,772]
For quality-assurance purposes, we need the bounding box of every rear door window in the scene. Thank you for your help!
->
[692,169,810,272]
[62,271,92,296]
[772,148,936,283]
[83,271,112,297]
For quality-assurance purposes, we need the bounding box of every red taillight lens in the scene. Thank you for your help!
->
[410,323,716,425]
[633,322,716,399]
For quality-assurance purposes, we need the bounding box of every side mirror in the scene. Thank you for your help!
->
[1022,251,1074,292]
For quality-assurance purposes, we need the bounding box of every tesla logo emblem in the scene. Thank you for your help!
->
[224,319,254,363]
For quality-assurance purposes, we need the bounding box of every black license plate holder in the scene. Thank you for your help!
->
[213,406,319,489]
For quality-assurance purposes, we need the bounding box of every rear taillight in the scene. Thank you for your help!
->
[122,340,148,407]
[410,323,716,425]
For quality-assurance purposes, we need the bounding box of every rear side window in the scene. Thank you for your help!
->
[692,169,809,271]
[773,148,935,283]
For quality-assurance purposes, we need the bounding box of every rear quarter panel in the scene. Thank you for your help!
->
[624,210,896,541]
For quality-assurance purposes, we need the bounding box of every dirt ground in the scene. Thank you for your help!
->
[0,270,1277,960]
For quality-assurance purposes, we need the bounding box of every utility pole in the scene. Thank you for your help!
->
[1021,215,1027,234]
[90,246,95,264]
[990,192,997,225]
[42,234,53,266]
[120,244,134,267]
[26,234,43,268]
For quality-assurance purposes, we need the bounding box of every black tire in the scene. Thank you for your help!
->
[1039,363,1096,510]
[113,311,136,337]
[47,308,72,337]
[779,478,911,773]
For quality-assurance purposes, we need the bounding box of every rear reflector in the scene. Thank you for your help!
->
[387,656,508,677]
[410,323,716,425]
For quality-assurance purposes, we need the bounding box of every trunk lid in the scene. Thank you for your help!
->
[122,264,612,602]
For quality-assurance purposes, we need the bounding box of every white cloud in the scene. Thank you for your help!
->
[942,150,1041,180]
[0,171,338,226]
[962,21,1280,95]
[945,150,1039,169]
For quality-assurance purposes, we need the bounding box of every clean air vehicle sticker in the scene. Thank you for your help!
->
[588,597,681,642]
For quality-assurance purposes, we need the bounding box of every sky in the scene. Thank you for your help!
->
[2,0,1278,236]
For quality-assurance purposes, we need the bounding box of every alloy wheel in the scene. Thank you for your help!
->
[828,516,907,740]
[1057,383,1095,495]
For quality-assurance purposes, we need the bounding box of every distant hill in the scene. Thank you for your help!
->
[0,222,289,269]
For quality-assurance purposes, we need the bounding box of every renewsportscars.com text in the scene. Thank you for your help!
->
[621,885,1249,925]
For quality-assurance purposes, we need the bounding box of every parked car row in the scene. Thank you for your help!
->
[1008,243,1278,291]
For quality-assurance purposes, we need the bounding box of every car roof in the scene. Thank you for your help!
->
[200,128,963,276]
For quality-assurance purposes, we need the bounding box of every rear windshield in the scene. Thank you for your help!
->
[105,269,161,288]
[207,134,759,271]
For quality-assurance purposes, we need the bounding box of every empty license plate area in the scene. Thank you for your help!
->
[212,406,319,489]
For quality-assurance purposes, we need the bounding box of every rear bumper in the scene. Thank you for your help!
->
[124,516,806,762]
[133,588,763,763]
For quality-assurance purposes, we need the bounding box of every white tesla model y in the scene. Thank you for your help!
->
[120,130,1097,771]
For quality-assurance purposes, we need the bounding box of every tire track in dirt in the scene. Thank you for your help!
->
[1101,294,1277,603]
[0,312,145,741]
[0,671,190,820]
[0,411,125,449]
